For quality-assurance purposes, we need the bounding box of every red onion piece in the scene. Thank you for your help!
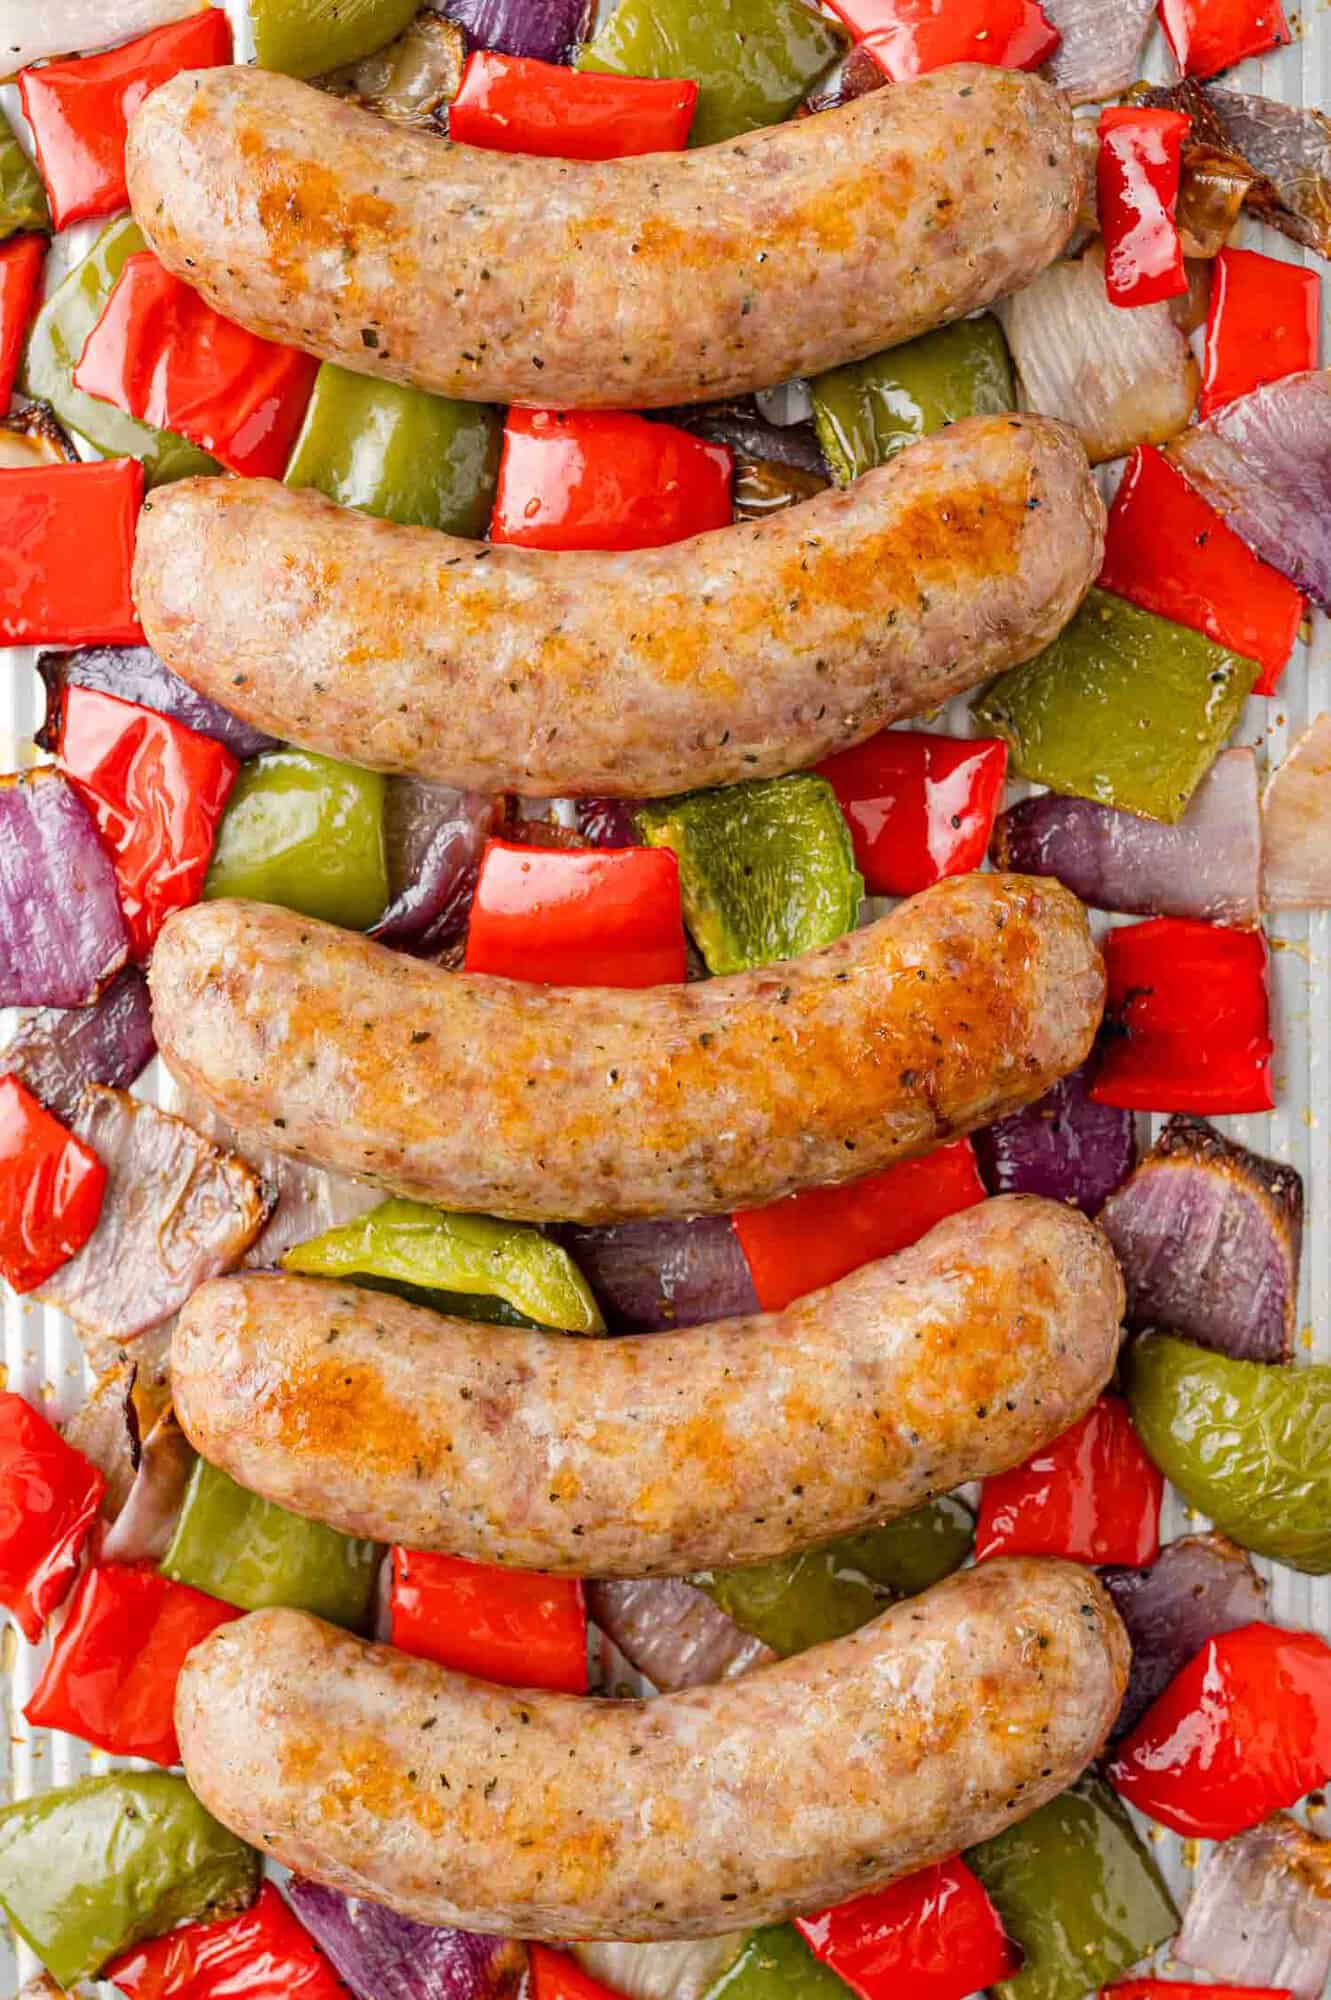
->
[557,1217,759,1333]
[1203,88,1331,256]
[576,798,643,848]
[61,1358,140,1519]
[1167,370,1331,609]
[371,778,500,957]
[1175,1814,1331,2000]
[574,1938,748,2000]
[587,1578,774,1691]
[972,1061,1135,1217]
[1042,0,1154,103]
[438,0,590,62]
[803,44,885,114]
[1100,1531,1269,1737]
[1262,712,1331,910]
[1,968,155,1124]
[0,767,129,1008]
[991,749,1261,924]
[286,1878,528,2000]
[38,646,278,761]
[664,399,829,478]
[1099,1115,1303,1363]
[102,1408,196,1563]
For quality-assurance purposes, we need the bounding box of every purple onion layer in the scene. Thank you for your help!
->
[0,767,129,1008]
[39,645,277,760]
[287,1877,528,2000]
[2,967,155,1124]
[558,1216,759,1333]
[439,0,591,63]
[972,1061,1135,1217]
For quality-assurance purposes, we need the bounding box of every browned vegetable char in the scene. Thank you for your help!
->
[176,1562,1129,1939]
[149,876,1105,1225]
[126,64,1083,410]
[133,416,1102,799]
[171,1197,1123,1574]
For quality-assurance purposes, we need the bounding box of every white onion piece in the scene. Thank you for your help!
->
[573,1937,748,2000]
[1043,0,1154,104]
[0,0,205,71]
[1263,712,1331,908]
[1175,1815,1331,2000]
[755,379,814,427]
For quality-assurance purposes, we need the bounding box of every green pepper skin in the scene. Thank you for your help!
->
[284,1197,606,1334]
[285,364,502,537]
[205,747,389,931]
[637,775,862,973]
[0,112,48,240]
[695,1496,973,1654]
[1127,1333,1331,1574]
[253,0,419,76]
[163,1458,381,1628]
[967,1775,1178,2000]
[578,0,845,147]
[0,1774,259,1988]
[972,588,1258,823]
[812,316,1014,485]
[21,219,218,486]
[709,1926,849,2000]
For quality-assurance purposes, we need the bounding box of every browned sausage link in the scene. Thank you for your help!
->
[126,64,1083,411]
[133,416,1102,799]
[148,874,1104,1225]
[171,1196,1122,1574]
[176,1561,1129,1940]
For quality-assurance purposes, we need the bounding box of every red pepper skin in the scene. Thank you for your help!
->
[1100,446,1304,696]
[823,0,1058,80]
[390,1549,589,1693]
[1200,246,1319,419]
[975,1392,1163,1566]
[107,1881,348,1999]
[0,458,144,648]
[23,1562,239,1766]
[18,10,233,231]
[1091,917,1274,1115]
[1157,0,1289,77]
[530,1947,623,2000]
[797,1857,1018,2000]
[450,51,696,158]
[0,234,45,408]
[74,251,318,479]
[58,685,238,961]
[1108,1623,1331,1839]
[0,1077,107,1300]
[1107,1985,1294,1999]
[463,839,687,987]
[489,409,732,552]
[816,732,1007,896]
[733,1138,985,1313]
[1098,108,1190,307]
[0,1389,104,1642]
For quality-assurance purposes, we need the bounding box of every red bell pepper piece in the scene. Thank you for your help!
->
[1200,246,1319,419]
[0,234,46,409]
[1098,107,1190,308]
[108,1881,348,1999]
[975,1392,1164,1566]
[0,1389,104,1641]
[390,1549,589,1693]
[0,1077,106,1300]
[823,0,1058,80]
[463,838,687,987]
[0,457,144,648]
[58,685,238,961]
[816,731,1007,897]
[797,1858,1018,2000]
[733,1139,985,1313]
[531,1948,627,2000]
[1100,446,1304,696]
[1108,1622,1331,1839]
[74,251,318,480]
[489,409,732,551]
[1091,916,1274,1115]
[1107,1985,1294,1999]
[450,51,697,158]
[24,1561,239,1766]
[1157,0,1289,77]
[18,10,233,232]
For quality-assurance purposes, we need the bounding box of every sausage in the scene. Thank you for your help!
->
[175,1559,1129,1939]
[170,1196,1122,1574]
[126,64,1082,412]
[133,415,1103,799]
[149,873,1104,1225]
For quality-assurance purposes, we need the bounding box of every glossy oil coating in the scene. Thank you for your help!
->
[126,65,1083,410]
[175,1561,1129,1939]
[133,416,1103,799]
[170,1197,1123,1573]
[148,875,1105,1224]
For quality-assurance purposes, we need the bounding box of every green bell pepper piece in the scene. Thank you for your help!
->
[1126,1332,1331,1574]
[709,1926,849,2000]
[21,218,218,487]
[967,1775,1178,2000]
[578,0,845,148]
[163,1457,381,1627]
[205,747,389,931]
[285,364,502,537]
[694,1496,974,1654]
[285,1197,605,1334]
[637,775,862,974]
[0,111,48,240]
[0,1774,259,1988]
[972,587,1258,823]
[811,316,1015,485]
[253,0,419,76]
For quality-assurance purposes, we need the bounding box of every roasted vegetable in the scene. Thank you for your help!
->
[206,747,390,932]
[810,315,1013,484]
